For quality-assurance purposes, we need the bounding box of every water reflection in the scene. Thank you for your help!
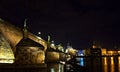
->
[76,56,120,72]
[103,57,107,72]
[46,56,120,72]
[47,63,64,72]
[119,57,120,72]
[111,57,114,72]
[79,57,84,66]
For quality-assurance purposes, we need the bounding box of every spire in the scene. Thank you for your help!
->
[114,45,117,49]
[93,40,96,44]
[47,35,51,48]
[24,19,27,28]
[67,42,71,47]
[48,35,50,42]
[23,19,28,39]
[92,40,96,48]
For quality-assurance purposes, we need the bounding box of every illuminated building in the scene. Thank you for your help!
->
[107,49,118,56]
[65,43,78,56]
[101,48,107,55]
[90,41,101,56]
[92,40,97,48]
[90,48,101,56]
[77,50,86,56]
[118,51,120,55]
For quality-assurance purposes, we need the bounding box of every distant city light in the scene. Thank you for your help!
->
[78,50,84,56]
[80,54,83,56]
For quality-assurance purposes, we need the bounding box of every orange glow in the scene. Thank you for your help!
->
[103,57,108,72]
[107,51,113,55]
[118,57,120,72]
[110,57,114,72]
[111,57,114,65]
[104,57,107,65]
[92,45,96,48]
[101,49,107,55]
[118,51,120,55]
[118,57,120,64]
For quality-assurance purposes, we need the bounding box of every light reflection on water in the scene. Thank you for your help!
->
[111,57,114,72]
[47,56,120,72]
[103,57,107,72]
[77,56,120,72]
[119,57,120,72]
[79,57,84,66]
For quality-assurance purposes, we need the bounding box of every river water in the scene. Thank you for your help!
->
[0,56,120,72]
[74,56,120,72]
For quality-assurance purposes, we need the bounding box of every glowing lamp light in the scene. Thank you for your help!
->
[80,54,84,56]
[92,45,97,48]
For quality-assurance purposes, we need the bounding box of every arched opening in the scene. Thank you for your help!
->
[0,34,15,63]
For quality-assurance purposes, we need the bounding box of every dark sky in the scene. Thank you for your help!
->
[0,0,120,49]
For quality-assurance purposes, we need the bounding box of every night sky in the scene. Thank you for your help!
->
[0,0,120,49]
